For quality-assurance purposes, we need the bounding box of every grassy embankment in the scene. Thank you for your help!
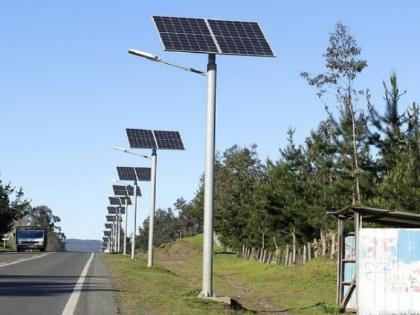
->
[106,234,340,315]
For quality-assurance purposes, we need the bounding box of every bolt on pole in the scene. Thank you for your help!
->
[200,54,217,298]
[147,149,157,267]
[131,180,138,259]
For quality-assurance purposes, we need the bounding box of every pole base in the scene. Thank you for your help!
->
[198,292,231,305]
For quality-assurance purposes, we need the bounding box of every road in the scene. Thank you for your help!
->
[0,252,120,315]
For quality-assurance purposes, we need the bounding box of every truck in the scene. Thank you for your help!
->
[15,226,47,252]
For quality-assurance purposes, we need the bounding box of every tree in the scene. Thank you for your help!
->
[27,205,66,251]
[136,208,180,251]
[367,72,408,172]
[302,22,369,204]
[214,144,266,250]
[0,179,29,235]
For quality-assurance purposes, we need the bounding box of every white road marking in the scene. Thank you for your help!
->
[0,252,52,268]
[61,253,94,315]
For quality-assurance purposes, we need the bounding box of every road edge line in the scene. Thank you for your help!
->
[0,252,52,268]
[61,252,95,315]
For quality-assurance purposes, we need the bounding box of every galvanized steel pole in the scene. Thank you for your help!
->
[147,149,157,267]
[131,180,138,259]
[123,198,128,255]
[200,54,217,297]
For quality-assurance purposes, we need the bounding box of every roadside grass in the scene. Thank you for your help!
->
[106,235,343,315]
[0,247,12,253]
[105,254,243,315]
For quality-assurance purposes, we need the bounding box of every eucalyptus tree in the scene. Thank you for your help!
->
[302,22,369,204]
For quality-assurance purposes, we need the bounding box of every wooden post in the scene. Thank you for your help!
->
[307,242,312,261]
[330,231,336,259]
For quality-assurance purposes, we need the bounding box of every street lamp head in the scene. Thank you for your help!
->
[128,49,160,62]
[112,146,129,153]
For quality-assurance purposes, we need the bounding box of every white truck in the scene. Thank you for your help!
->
[15,226,47,252]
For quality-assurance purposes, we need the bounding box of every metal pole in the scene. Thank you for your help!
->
[200,54,217,298]
[123,198,128,255]
[131,180,138,259]
[112,223,115,253]
[117,210,121,253]
[147,149,157,267]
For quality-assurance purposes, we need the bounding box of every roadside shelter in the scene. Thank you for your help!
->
[328,205,420,314]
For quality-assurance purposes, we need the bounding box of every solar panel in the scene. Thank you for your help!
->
[117,167,137,181]
[126,129,157,149]
[152,16,274,57]
[207,19,274,57]
[119,196,132,205]
[109,197,121,206]
[106,215,115,222]
[108,206,126,215]
[113,185,128,196]
[127,185,141,196]
[107,207,116,214]
[153,16,219,54]
[153,130,185,150]
[105,223,112,229]
[135,167,152,181]
[104,230,111,236]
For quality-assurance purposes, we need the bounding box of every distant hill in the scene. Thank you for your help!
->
[65,239,102,252]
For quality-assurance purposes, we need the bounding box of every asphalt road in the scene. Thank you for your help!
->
[0,252,120,315]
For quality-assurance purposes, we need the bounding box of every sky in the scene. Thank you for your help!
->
[1,1,420,240]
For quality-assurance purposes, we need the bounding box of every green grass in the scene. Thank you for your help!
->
[0,247,12,253]
[105,254,242,315]
[181,234,204,247]
[106,235,341,315]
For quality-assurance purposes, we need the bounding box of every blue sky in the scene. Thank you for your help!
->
[1,1,419,239]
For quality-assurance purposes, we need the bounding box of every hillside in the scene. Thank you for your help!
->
[65,239,102,252]
[106,235,340,315]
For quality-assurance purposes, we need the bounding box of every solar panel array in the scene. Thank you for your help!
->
[106,215,121,222]
[153,130,185,150]
[117,167,137,181]
[113,184,141,196]
[108,206,126,214]
[107,207,116,214]
[126,129,156,149]
[135,167,151,181]
[127,185,142,196]
[152,16,274,57]
[119,196,132,205]
[108,197,121,206]
[126,128,185,150]
[113,185,128,196]
[153,16,219,54]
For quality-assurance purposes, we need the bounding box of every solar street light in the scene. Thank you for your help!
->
[129,16,274,297]
[116,166,148,259]
[124,128,185,268]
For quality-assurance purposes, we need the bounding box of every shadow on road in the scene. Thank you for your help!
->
[0,274,118,297]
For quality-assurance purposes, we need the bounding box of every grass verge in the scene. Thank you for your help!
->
[106,236,343,315]
[105,254,242,315]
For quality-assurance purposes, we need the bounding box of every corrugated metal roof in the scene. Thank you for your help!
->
[328,205,420,227]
